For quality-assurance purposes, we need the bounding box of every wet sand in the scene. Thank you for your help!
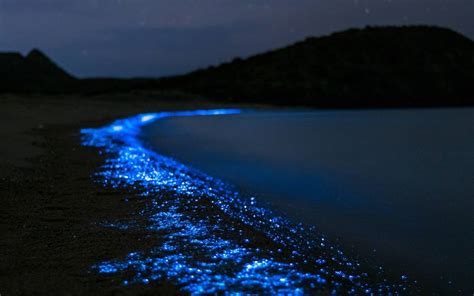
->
[74,110,421,294]
[0,94,243,294]
[0,95,457,294]
[140,109,474,293]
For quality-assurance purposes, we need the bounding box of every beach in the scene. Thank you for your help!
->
[0,94,239,294]
[1,94,470,294]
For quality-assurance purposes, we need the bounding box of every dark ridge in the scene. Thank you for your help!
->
[1,26,473,108]
[25,48,73,79]
[0,49,74,93]
[26,49,50,61]
[154,25,474,107]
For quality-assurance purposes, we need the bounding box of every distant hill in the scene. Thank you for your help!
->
[0,49,74,92]
[155,26,474,107]
[1,26,474,107]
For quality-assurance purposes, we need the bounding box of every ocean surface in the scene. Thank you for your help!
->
[141,108,474,292]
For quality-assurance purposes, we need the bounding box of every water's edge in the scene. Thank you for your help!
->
[80,109,415,294]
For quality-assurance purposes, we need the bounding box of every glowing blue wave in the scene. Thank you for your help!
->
[81,109,413,295]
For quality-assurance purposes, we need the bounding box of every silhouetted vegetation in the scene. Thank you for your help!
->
[155,26,474,107]
[1,26,474,107]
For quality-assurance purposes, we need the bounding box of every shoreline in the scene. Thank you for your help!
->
[77,110,417,294]
[0,95,250,294]
[138,107,474,293]
[0,95,458,294]
[1,120,165,294]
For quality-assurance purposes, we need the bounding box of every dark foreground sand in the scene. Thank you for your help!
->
[0,94,243,294]
[1,94,456,295]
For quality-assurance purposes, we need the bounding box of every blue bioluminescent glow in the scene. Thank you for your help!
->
[81,109,415,294]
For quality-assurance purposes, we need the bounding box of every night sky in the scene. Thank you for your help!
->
[1,0,473,78]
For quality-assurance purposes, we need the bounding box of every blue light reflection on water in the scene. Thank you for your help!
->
[81,109,413,294]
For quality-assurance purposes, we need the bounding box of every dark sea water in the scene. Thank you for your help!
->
[141,108,474,293]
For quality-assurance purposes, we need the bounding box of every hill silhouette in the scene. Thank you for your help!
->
[155,26,474,107]
[0,49,74,92]
[1,26,474,107]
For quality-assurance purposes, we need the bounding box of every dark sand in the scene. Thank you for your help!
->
[0,94,244,294]
[0,95,461,294]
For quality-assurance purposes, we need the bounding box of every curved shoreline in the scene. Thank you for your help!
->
[81,110,415,294]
